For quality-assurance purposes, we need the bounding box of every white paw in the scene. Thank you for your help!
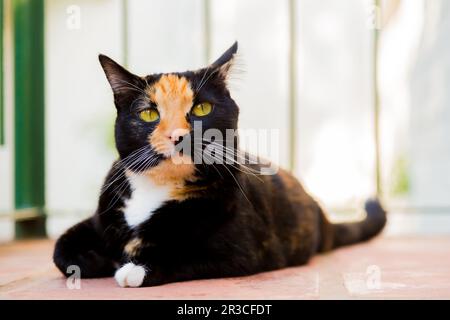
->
[114,263,146,287]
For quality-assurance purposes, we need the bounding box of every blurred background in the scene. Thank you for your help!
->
[0,0,449,241]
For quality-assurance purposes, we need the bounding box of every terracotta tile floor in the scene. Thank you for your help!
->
[1,236,450,299]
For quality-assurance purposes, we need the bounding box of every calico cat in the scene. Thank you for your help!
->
[53,42,386,287]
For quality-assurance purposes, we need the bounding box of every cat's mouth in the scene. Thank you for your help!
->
[151,134,194,160]
[150,140,176,158]
[153,146,182,161]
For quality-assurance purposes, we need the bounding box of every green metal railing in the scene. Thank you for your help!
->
[13,0,46,238]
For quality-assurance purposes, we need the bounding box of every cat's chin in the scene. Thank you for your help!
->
[138,155,197,187]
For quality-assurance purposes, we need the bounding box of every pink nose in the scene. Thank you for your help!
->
[168,128,189,143]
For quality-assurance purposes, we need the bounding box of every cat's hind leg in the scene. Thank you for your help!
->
[53,218,116,278]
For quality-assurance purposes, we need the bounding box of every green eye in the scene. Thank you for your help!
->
[139,109,159,122]
[192,102,213,117]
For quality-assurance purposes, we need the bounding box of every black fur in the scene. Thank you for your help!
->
[53,43,387,286]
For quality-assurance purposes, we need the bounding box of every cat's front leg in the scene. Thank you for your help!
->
[114,257,257,287]
[114,261,174,287]
[54,217,116,278]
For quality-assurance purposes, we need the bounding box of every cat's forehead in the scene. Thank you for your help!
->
[147,74,191,94]
[145,70,199,89]
[145,73,195,115]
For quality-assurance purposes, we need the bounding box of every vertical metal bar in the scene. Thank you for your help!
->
[288,0,297,172]
[121,0,129,68]
[0,0,4,145]
[203,0,211,64]
[373,0,382,197]
[13,0,46,238]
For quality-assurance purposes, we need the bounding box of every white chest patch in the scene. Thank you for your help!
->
[122,172,171,228]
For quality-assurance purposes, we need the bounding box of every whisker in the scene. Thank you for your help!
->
[101,146,151,194]
[196,141,261,172]
[99,153,160,216]
[196,68,220,94]
[205,149,264,182]
[195,66,210,92]
[194,149,224,179]
[201,151,254,203]
[218,161,251,204]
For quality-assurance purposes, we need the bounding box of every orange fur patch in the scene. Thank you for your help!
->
[124,238,142,256]
[147,74,194,155]
[143,75,200,201]
[170,184,209,201]
[143,154,200,201]
[144,155,195,185]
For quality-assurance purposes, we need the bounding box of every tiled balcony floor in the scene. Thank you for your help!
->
[1,236,450,299]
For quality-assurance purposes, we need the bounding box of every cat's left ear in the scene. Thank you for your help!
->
[211,41,238,79]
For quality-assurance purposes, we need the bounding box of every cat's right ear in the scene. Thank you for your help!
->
[98,54,141,96]
[210,41,238,80]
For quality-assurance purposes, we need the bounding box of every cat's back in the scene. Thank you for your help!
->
[240,160,316,210]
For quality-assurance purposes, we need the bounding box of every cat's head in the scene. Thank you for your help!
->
[99,42,239,181]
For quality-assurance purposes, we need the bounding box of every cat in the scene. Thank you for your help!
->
[53,42,386,287]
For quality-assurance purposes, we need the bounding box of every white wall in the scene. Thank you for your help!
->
[45,0,123,215]
[295,0,375,208]
[378,0,424,205]
[128,0,205,73]
[210,0,290,169]
[410,0,450,207]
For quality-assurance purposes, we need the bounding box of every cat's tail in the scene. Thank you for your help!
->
[319,198,387,251]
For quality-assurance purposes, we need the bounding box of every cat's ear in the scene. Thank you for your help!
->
[211,41,238,79]
[98,54,141,95]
